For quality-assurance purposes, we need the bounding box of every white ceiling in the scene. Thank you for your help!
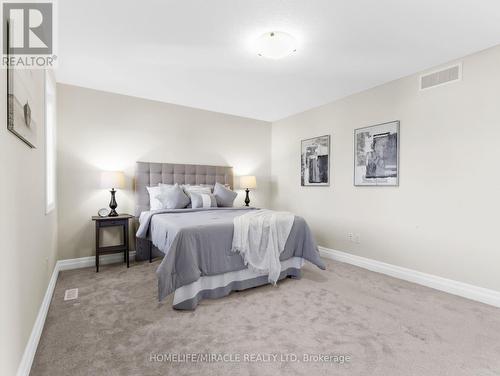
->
[57,0,500,122]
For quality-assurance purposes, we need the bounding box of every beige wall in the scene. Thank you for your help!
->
[271,45,500,291]
[57,84,271,260]
[0,70,58,375]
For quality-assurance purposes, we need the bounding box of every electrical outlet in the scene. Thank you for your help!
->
[354,233,361,244]
[347,232,354,242]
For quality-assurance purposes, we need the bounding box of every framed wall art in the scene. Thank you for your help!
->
[354,121,399,186]
[301,135,330,186]
[6,19,43,148]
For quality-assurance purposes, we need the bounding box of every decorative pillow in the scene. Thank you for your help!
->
[182,185,213,197]
[200,184,215,192]
[190,192,217,208]
[146,185,166,210]
[213,182,237,207]
[156,184,190,209]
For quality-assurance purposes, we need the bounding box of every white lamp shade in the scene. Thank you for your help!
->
[240,175,257,189]
[100,171,125,189]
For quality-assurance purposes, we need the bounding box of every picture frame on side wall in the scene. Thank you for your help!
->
[354,121,400,186]
[6,20,40,148]
[301,135,330,186]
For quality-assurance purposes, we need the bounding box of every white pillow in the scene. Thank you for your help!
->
[182,185,212,197]
[146,184,172,210]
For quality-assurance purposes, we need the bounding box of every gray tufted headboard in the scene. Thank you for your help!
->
[134,162,234,217]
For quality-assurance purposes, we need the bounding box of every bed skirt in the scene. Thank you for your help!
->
[172,257,305,310]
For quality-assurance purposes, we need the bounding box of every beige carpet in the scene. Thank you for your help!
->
[31,258,500,376]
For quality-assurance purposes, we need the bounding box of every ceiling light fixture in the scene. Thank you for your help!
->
[255,31,297,59]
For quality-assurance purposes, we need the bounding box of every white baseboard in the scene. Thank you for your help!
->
[58,251,136,271]
[16,251,136,376]
[16,260,60,376]
[319,246,500,308]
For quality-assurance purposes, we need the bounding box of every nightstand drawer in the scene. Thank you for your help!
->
[98,219,125,227]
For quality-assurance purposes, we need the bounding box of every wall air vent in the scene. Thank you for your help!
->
[420,63,462,90]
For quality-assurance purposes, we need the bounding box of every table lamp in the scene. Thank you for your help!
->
[100,171,125,216]
[240,175,257,207]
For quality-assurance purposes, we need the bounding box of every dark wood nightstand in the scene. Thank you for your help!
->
[91,214,133,272]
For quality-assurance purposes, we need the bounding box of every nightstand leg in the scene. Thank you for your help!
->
[126,245,129,268]
[95,223,100,273]
[125,222,129,268]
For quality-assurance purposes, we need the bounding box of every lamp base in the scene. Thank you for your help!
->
[108,188,119,216]
[244,188,250,207]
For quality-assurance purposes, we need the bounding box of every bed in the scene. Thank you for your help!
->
[134,162,326,310]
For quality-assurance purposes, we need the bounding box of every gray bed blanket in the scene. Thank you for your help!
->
[136,208,326,301]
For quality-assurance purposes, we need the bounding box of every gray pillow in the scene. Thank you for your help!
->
[156,184,190,209]
[190,192,217,208]
[213,182,237,207]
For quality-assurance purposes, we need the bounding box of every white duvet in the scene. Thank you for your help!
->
[231,209,295,284]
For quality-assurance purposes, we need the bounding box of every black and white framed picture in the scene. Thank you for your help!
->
[7,68,41,148]
[301,135,330,186]
[6,18,41,148]
[354,121,399,186]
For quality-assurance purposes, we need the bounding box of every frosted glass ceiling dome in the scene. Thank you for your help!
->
[255,31,297,59]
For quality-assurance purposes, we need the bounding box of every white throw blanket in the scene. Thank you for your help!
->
[232,209,295,284]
